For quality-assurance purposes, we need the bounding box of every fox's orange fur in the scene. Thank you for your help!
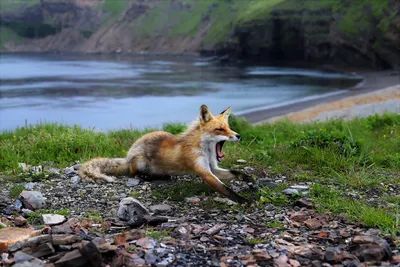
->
[79,105,249,203]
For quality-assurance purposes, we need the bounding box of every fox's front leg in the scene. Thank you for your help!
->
[194,166,249,204]
[212,167,254,183]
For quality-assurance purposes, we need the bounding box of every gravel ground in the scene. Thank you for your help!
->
[1,165,400,266]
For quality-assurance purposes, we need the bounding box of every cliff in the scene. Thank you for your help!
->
[0,0,399,70]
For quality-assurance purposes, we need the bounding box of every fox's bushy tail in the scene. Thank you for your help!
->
[79,158,130,182]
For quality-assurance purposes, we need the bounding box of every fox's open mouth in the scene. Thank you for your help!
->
[216,141,226,162]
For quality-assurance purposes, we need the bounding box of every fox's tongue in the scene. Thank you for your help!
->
[216,142,225,158]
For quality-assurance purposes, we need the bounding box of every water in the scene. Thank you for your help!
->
[0,53,362,131]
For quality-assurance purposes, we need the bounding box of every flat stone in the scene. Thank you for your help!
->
[236,159,247,164]
[294,198,313,208]
[51,223,73,235]
[52,235,82,245]
[290,185,309,191]
[126,178,141,187]
[8,241,24,252]
[290,211,308,223]
[14,251,35,263]
[136,237,156,249]
[64,167,76,175]
[24,235,52,247]
[70,176,80,184]
[54,249,88,267]
[72,164,81,170]
[185,196,201,203]
[48,168,60,175]
[282,188,299,195]
[213,197,237,206]
[19,191,46,210]
[41,214,66,226]
[149,204,172,213]
[304,218,323,230]
[22,242,55,258]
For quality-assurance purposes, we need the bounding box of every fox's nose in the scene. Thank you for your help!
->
[235,134,241,141]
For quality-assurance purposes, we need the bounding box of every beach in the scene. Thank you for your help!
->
[241,71,400,124]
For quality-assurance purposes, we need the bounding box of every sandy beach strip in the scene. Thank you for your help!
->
[241,71,400,124]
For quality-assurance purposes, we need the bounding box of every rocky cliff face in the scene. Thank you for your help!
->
[213,0,400,70]
[0,0,399,70]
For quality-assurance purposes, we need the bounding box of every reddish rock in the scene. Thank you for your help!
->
[304,218,322,230]
[0,228,36,253]
[290,211,308,223]
[14,217,28,227]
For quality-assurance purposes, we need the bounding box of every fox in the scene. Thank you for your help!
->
[79,104,250,204]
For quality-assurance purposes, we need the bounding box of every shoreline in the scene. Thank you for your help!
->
[240,71,400,124]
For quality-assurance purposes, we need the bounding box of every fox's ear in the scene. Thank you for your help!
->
[220,107,231,120]
[199,104,213,123]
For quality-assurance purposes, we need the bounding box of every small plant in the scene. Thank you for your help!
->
[244,237,267,245]
[146,229,171,240]
[130,191,141,199]
[26,208,70,224]
[85,210,103,223]
[265,220,285,229]
[9,185,25,198]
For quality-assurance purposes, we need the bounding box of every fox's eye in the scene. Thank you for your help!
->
[215,128,224,132]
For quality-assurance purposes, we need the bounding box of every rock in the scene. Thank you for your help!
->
[288,259,301,267]
[54,249,88,267]
[25,182,35,190]
[70,176,80,184]
[350,235,392,262]
[290,185,309,191]
[72,164,81,170]
[48,168,60,175]
[18,163,29,172]
[236,159,247,164]
[136,237,156,249]
[14,261,45,267]
[64,167,76,175]
[91,237,117,253]
[204,223,226,235]
[149,204,172,214]
[294,198,313,208]
[0,228,35,253]
[14,217,27,227]
[22,242,55,258]
[29,166,43,174]
[8,241,24,252]
[304,218,323,230]
[290,211,308,223]
[126,178,141,187]
[41,214,66,226]
[185,196,201,203]
[14,251,35,262]
[213,197,237,206]
[117,197,150,227]
[0,194,12,208]
[157,255,174,267]
[79,241,102,267]
[19,191,46,210]
[24,235,52,247]
[282,188,299,195]
[259,179,278,189]
[52,235,82,245]
[143,215,168,226]
[274,254,290,267]
[324,247,342,263]
[51,223,73,235]
[14,199,23,211]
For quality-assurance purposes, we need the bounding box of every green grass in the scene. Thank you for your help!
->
[146,229,171,240]
[1,113,400,233]
[9,185,25,198]
[310,184,397,233]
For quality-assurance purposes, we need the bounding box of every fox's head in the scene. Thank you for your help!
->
[198,104,241,162]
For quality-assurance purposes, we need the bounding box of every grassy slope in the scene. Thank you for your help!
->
[1,114,399,233]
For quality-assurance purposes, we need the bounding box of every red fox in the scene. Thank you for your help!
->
[79,105,250,204]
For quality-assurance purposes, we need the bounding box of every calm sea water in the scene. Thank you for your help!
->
[0,53,362,131]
